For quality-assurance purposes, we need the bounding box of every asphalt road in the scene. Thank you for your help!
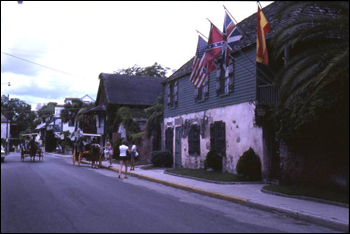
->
[1,153,339,233]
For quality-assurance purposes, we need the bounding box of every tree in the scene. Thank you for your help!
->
[37,102,56,122]
[114,62,170,78]
[61,99,95,133]
[269,1,349,188]
[270,1,349,142]
[1,95,37,133]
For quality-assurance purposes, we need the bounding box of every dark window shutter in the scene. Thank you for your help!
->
[174,81,178,107]
[216,68,221,96]
[194,125,200,155]
[188,127,193,155]
[167,84,171,107]
[194,87,199,101]
[210,123,215,151]
[218,122,226,157]
[228,62,234,93]
[166,128,173,153]
[203,77,209,99]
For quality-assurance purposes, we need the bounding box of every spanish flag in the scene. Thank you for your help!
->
[256,5,271,65]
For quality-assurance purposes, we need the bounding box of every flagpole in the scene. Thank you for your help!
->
[223,4,274,83]
[196,30,208,40]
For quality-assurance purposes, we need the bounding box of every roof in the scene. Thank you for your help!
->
[84,104,107,115]
[98,73,166,106]
[1,114,8,123]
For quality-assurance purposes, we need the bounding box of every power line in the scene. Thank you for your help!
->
[1,51,83,78]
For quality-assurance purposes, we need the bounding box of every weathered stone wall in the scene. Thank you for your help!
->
[163,102,265,175]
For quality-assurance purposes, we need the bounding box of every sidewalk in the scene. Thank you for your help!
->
[63,154,349,232]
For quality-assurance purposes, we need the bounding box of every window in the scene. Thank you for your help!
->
[194,77,209,102]
[165,128,173,153]
[216,61,235,96]
[188,125,200,156]
[167,81,178,108]
[210,121,226,157]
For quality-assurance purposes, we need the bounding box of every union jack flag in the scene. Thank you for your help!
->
[194,23,224,89]
[222,11,242,70]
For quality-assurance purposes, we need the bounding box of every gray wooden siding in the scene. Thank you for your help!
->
[164,49,257,118]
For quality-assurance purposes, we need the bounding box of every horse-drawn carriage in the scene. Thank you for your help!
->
[21,133,44,162]
[21,148,44,162]
[72,133,102,168]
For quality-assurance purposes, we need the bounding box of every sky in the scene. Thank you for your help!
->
[1,1,273,110]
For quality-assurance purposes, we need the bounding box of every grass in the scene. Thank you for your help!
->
[164,168,251,183]
[263,184,349,204]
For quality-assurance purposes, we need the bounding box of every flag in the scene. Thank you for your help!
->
[256,5,271,65]
[222,11,242,70]
[194,23,224,89]
[190,35,207,83]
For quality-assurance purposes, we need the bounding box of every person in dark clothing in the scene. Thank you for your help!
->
[29,139,38,161]
[90,138,101,169]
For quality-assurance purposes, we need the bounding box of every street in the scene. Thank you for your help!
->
[1,153,340,233]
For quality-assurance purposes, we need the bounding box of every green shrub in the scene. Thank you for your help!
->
[236,147,262,181]
[151,150,173,167]
[204,150,222,172]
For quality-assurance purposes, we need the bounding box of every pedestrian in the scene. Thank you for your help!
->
[118,140,130,179]
[130,141,137,171]
[102,141,114,167]
[90,138,101,169]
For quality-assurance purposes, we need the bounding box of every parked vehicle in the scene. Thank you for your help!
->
[1,145,5,162]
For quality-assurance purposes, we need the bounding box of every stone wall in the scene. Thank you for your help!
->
[163,102,265,175]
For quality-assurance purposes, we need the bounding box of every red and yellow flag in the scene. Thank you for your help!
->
[256,6,271,65]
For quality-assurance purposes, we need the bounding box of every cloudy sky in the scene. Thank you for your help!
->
[1,1,273,110]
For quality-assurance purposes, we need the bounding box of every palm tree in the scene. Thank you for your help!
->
[269,1,349,142]
[271,1,349,107]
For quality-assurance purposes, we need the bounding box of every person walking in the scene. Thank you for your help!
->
[102,141,113,167]
[118,140,130,178]
[130,141,137,171]
[90,138,101,169]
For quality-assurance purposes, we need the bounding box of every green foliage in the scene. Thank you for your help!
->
[151,150,173,167]
[130,132,144,144]
[114,62,170,78]
[1,95,37,133]
[145,95,164,138]
[265,1,349,148]
[117,107,141,139]
[236,148,262,181]
[37,102,56,121]
[204,150,222,172]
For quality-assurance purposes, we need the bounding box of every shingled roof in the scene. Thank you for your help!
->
[98,73,165,106]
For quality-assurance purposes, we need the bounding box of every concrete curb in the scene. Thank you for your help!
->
[79,159,348,232]
[246,201,349,232]
[261,188,349,208]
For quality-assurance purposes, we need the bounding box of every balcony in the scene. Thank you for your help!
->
[257,84,279,104]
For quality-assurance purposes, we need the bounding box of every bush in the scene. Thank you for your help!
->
[151,150,173,167]
[236,147,262,181]
[204,150,222,172]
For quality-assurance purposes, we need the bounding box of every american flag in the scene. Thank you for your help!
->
[193,23,224,89]
[222,11,242,70]
[189,35,207,83]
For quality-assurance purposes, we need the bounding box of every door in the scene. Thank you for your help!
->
[175,127,182,168]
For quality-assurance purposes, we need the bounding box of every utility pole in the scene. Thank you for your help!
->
[2,82,11,154]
